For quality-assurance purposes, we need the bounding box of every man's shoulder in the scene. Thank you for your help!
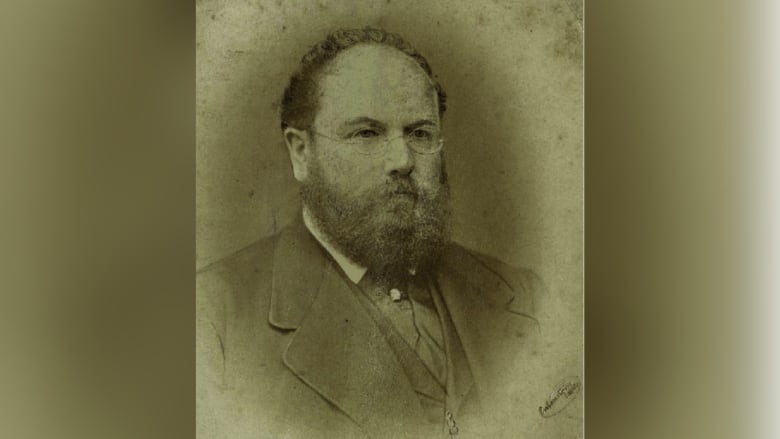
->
[196,218,323,317]
[196,232,280,318]
[440,242,545,316]
[198,233,279,279]
[197,232,279,290]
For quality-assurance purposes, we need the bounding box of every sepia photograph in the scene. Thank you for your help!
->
[197,1,583,437]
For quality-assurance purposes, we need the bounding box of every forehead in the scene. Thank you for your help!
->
[314,44,438,128]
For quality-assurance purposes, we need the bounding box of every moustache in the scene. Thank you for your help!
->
[386,179,420,199]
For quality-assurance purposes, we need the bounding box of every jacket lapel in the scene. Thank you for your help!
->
[268,220,424,437]
[435,245,541,398]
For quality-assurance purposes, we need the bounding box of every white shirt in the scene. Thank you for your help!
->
[302,208,368,284]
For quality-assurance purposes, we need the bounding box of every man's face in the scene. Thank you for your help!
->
[299,43,450,281]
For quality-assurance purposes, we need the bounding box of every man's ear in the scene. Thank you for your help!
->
[283,127,312,182]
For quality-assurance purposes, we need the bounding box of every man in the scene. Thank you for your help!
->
[197,27,564,438]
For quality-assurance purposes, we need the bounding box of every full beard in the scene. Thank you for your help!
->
[301,164,451,287]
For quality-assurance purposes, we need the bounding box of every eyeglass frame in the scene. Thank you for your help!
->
[307,129,445,155]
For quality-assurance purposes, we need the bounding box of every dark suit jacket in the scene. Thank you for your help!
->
[197,219,564,438]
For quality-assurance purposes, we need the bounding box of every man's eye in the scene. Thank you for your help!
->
[411,129,432,139]
[352,129,380,138]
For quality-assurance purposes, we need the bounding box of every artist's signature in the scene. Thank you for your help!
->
[538,376,581,418]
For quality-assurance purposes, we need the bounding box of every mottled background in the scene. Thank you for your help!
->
[196,0,582,426]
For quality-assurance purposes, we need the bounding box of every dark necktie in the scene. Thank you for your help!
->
[358,271,447,385]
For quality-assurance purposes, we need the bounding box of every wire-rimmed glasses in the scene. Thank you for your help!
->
[310,128,444,155]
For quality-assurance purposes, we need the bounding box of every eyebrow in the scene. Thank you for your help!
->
[405,119,438,130]
[342,117,386,128]
[341,117,438,130]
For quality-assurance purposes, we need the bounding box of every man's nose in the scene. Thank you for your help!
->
[384,135,415,176]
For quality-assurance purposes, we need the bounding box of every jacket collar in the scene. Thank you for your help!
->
[435,245,540,395]
[267,217,328,330]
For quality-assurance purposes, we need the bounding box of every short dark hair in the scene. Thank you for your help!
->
[280,27,447,131]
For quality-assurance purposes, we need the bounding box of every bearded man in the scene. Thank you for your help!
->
[197,28,553,439]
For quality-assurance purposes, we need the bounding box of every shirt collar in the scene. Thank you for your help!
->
[302,208,368,284]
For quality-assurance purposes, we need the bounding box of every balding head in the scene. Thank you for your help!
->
[280,27,446,132]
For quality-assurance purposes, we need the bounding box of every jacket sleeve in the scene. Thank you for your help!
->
[196,265,230,438]
[197,266,227,389]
